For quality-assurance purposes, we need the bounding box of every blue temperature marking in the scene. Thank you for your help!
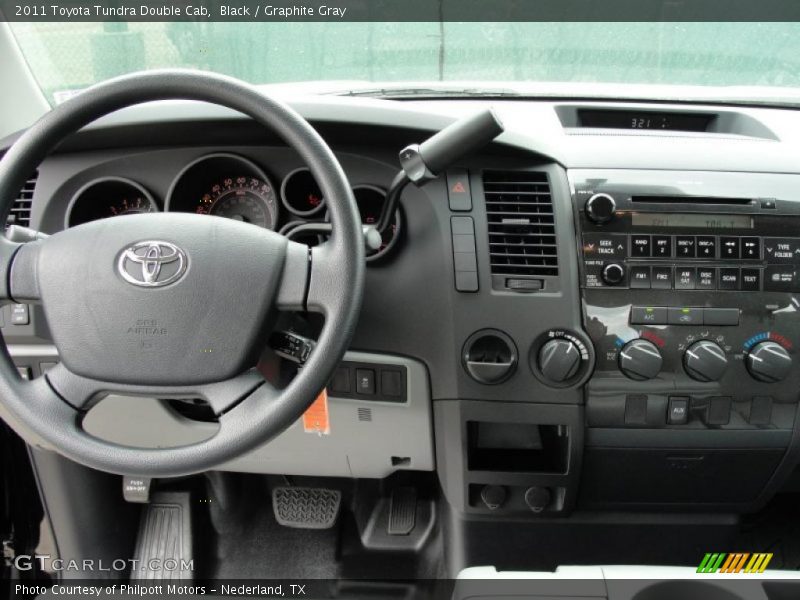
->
[744,332,770,350]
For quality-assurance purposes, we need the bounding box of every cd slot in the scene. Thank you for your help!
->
[631,195,753,206]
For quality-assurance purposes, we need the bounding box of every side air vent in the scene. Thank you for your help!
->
[483,170,558,281]
[7,172,37,228]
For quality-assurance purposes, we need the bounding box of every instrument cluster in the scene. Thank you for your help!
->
[65,152,401,261]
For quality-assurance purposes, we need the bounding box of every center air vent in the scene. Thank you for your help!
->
[7,172,37,228]
[483,170,558,282]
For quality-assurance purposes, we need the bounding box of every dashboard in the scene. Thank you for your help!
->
[4,93,800,520]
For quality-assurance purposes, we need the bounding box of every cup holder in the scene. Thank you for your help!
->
[632,581,745,600]
[462,329,518,384]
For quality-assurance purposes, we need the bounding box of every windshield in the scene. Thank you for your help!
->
[10,22,800,105]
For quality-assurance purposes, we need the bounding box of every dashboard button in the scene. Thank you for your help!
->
[707,397,732,426]
[380,369,403,398]
[749,397,773,425]
[356,369,376,395]
[667,397,690,425]
[720,237,740,259]
[668,307,702,325]
[652,236,672,258]
[447,170,472,211]
[703,308,739,326]
[741,237,761,260]
[583,233,626,259]
[330,367,351,394]
[764,266,798,292]
[630,306,667,325]
[10,304,29,325]
[629,266,651,289]
[696,236,716,259]
[455,271,479,292]
[764,238,800,263]
[741,268,761,291]
[719,268,741,290]
[675,236,696,258]
[651,267,673,289]
[675,267,696,290]
[631,235,651,257]
[696,267,716,290]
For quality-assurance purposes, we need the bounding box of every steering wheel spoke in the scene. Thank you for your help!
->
[275,239,311,312]
[0,237,40,303]
[44,362,270,415]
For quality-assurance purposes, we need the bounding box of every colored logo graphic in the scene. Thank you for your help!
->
[697,553,773,574]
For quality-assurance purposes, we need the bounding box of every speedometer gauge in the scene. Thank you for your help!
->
[166,153,281,231]
[198,176,278,230]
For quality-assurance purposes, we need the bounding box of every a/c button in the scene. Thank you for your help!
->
[630,306,667,325]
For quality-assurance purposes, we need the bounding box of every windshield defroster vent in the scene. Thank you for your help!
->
[7,172,37,228]
[483,170,558,283]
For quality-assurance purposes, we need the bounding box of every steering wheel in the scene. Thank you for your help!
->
[0,71,365,476]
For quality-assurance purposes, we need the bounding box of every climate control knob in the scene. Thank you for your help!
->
[601,263,625,286]
[538,339,582,384]
[746,341,792,383]
[585,193,616,224]
[619,339,663,381]
[683,340,728,382]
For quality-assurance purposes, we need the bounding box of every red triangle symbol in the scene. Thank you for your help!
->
[451,181,466,193]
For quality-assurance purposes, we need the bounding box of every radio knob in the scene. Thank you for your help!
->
[538,339,582,384]
[684,340,728,382]
[585,193,616,224]
[601,263,625,285]
[619,339,663,381]
[746,341,792,383]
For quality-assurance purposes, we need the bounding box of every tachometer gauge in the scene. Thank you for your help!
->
[67,177,157,227]
[198,176,279,229]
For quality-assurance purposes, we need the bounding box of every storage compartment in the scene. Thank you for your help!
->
[467,421,569,473]
[580,447,785,507]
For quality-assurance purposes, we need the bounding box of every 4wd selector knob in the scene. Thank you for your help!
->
[684,340,728,382]
[619,339,663,381]
[585,193,616,224]
[746,341,792,383]
[538,339,582,383]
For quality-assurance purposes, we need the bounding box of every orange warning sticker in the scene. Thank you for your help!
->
[302,389,330,435]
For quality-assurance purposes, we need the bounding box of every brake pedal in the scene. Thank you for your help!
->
[272,487,341,529]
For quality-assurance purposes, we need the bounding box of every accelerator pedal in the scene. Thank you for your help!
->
[131,492,193,580]
[272,487,341,530]
[388,487,417,535]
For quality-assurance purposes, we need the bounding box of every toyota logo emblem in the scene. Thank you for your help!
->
[117,241,187,287]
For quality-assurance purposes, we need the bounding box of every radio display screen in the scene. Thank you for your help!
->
[631,213,753,229]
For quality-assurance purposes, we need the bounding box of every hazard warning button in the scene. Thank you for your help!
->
[446,169,472,211]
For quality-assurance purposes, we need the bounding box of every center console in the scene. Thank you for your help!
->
[572,169,800,511]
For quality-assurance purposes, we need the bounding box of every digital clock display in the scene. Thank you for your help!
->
[631,213,753,229]
[578,109,714,132]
